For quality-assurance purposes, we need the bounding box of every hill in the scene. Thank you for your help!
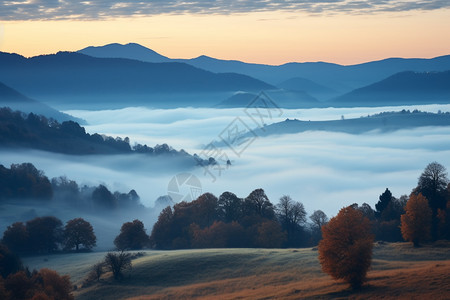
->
[332,71,450,107]
[0,81,83,123]
[235,110,450,139]
[215,90,321,108]
[21,242,450,299]
[0,51,274,109]
[0,108,208,167]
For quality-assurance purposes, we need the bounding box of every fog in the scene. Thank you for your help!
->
[2,104,450,249]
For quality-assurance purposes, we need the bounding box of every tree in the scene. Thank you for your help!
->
[416,162,448,213]
[150,206,174,249]
[309,210,328,244]
[401,193,432,247]
[243,189,274,219]
[114,220,149,250]
[415,162,449,239]
[375,188,393,219]
[218,192,243,222]
[4,268,73,300]
[26,216,63,254]
[318,206,374,289]
[92,184,118,210]
[255,220,286,248]
[0,244,23,278]
[309,210,328,230]
[104,252,132,280]
[63,218,96,252]
[2,222,29,254]
[276,195,306,246]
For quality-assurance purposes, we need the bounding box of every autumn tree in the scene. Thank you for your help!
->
[104,252,132,280]
[401,193,432,247]
[318,206,374,289]
[114,220,149,250]
[150,206,174,249]
[63,218,96,252]
[2,222,29,254]
[4,268,73,300]
[255,220,286,248]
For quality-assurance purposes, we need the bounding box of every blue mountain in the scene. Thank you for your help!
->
[0,51,274,109]
[332,71,450,107]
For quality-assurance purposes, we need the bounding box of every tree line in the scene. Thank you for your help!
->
[0,162,143,211]
[0,107,201,159]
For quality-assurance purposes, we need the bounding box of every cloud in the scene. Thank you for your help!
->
[37,104,450,217]
[1,0,449,20]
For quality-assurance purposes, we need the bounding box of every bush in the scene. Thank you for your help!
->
[104,252,132,280]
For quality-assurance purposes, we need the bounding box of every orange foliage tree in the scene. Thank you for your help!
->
[400,193,432,247]
[318,206,374,289]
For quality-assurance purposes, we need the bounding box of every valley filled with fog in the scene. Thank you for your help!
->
[10,104,450,217]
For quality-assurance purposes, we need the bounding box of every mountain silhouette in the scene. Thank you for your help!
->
[0,81,82,123]
[79,43,171,63]
[332,71,450,107]
[0,51,274,108]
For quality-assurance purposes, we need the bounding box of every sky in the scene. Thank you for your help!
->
[0,1,449,65]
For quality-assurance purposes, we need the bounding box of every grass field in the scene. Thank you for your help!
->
[23,242,450,299]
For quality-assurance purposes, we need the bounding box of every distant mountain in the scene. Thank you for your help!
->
[332,71,450,107]
[76,43,450,97]
[233,110,450,138]
[277,77,337,101]
[216,90,321,108]
[0,51,274,109]
[78,43,171,63]
[179,55,450,96]
[0,81,83,123]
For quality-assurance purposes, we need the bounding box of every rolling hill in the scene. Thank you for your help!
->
[21,243,450,300]
[332,71,450,107]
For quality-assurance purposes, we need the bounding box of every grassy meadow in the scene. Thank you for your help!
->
[23,242,450,299]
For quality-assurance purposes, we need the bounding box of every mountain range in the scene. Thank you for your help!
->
[0,51,273,109]
[0,43,449,110]
[78,43,450,97]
